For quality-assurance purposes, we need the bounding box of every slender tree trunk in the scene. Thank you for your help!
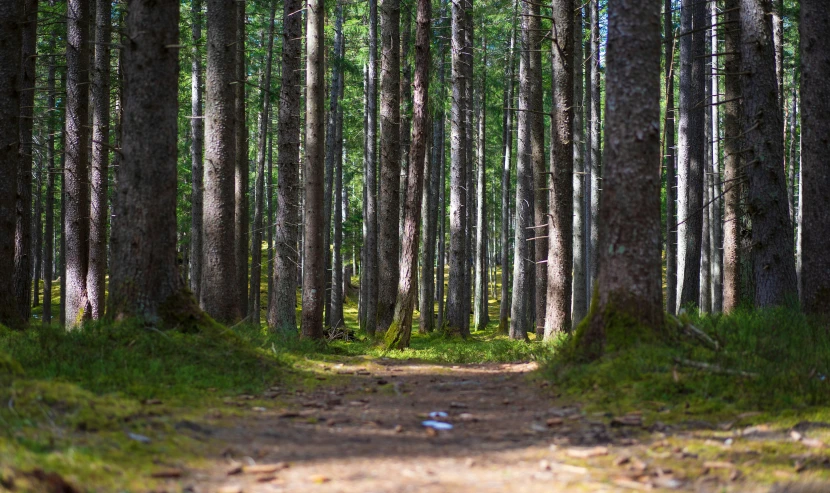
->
[740,0,797,307]
[190,0,204,302]
[301,0,326,338]
[798,0,830,314]
[44,43,57,325]
[59,93,67,327]
[64,0,92,327]
[498,5,517,334]
[463,0,474,336]
[249,1,277,325]
[203,0,240,323]
[436,109,447,330]
[108,0,192,323]
[531,4,546,335]
[267,125,274,308]
[578,0,663,360]
[710,0,723,313]
[664,0,677,314]
[359,63,369,329]
[588,0,601,292]
[400,2,412,246]
[676,0,705,311]
[786,82,797,224]
[33,157,42,309]
[700,29,712,313]
[330,7,346,329]
[235,0,249,316]
[362,0,380,336]
[385,0,430,348]
[473,37,488,332]
[722,0,741,312]
[571,4,586,326]
[771,0,783,113]
[87,0,110,319]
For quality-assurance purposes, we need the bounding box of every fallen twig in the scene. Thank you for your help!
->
[668,314,721,352]
[673,357,758,378]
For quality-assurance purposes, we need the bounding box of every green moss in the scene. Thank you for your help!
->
[0,351,24,380]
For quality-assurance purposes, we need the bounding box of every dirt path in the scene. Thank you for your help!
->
[172,359,798,493]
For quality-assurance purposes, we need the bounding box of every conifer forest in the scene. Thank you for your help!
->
[1,0,830,491]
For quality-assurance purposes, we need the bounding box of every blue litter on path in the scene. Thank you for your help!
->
[422,420,453,430]
[428,411,449,419]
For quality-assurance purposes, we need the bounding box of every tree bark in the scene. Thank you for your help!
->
[44,40,57,325]
[473,36,488,332]
[302,0,326,339]
[385,0,430,348]
[268,0,303,333]
[587,0,601,293]
[463,0,475,336]
[578,0,663,360]
[202,0,240,323]
[190,0,204,302]
[108,0,191,323]
[710,0,723,313]
[571,4,587,326]
[362,0,380,336]
[740,0,797,307]
[235,0,249,316]
[330,3,346,329]
[532,0,546,335]
[664,0,677,314]
[722,0,741,312]
[88,0,110,319]
[786,81,797,224]
[400,1,413,247]
[799,0,830,314]
[436,102,447,330]
[498,4,517,334]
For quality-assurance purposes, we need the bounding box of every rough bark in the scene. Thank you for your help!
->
[676,0,706,311]
[362,0,380,336]
[43,41,57,325]
[722,0,741,312]
[88,0,110,319]
[799,0,830,314]
[710,0,723,313]
[202,0,240,322]
[545,0,574,339]
[419,114,438,334]
[664,0,677,314]
[531,0,546,334]
[302,0,326,339]
[436,104,447,329]
[572,4,587,326]
[473,37,488,332]
[330,7,346,329]
[786,81,797,224]
[190,0,204,302]
[108,0,191,323]
[399,2,412,245]
[359,63,369,329]
[249,1,277,326]
[64,0,92,327]
[385,0,430,348]
[700,29,712,313]
[578,0,663,361]
[498,6,517,334]
[463,0,474,335]
[235,0,249,316]
[588,0,601,292]
[740,0,797,307]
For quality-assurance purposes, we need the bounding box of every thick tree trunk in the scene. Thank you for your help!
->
[377,0,402,333]
[498,6,517,334]
[710,0,723,313]
[578,0,663,360]
[587,0,601,292]
[676,0,706,311]
[385,0,430,348]
[447,0,469,337]
[799,0,830,314]
[64,0,92,327]
[88,0,110,319]
[571,4,586,326]
[362,0,380,336]
[108,0,191,323]
[190,0,204,302]
[400,3,413,246]
[664,0,677,314]
[202,0,240,323]
[740,0,797,307]
[235,0,249,316]
[0,0,24,329]
[545,0,574,339]
[43,43,57,325]
[301,0,326,339]
[722,0,741,312]
[249,1,277,326]
[473,37,488,332]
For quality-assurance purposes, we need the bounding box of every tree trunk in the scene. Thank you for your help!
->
[202,0,240,323]
[587,0,601,292]
[700,28,712,313]
[44,41,57,325]
[269,0,303,333]
[771,0,783,113]
[359,63,369,329]
[190,0,204,302]
[362,0,380,336]
[531,0,545,335]
[545,0,574,339]
[463,0,474,336]
[571,4,587,326]
[676,0,706,311]
[447,0,469,338]
[330,4,346,329]
[87,0,110,319]
[436,106,447,330]
[400,2,413,248]
[498,4,517,334]
[385,0,430,348]
[108,0,192,323]
[419,114,437,334]
[786,82,797,225]
[301,0,326,339]
[64,0,92,327]
[664,0,677,314]
[577,0,663,361]
[473,36,488,332]
[722,0,741,312]
[235,0,249,316]
[798,0,830,314]
[249,1,277,326]
[739,0,797,307]
[710,0,723,313]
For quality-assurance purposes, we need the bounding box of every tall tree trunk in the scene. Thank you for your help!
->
[463,0,474,335]
[249,1,277,326]
[676,0,705,311]
[362,0,380,336]
[88,0,110,319]
[798,0,830,314]
[722,0,741,312]
[587,0,601,292]
[330,5,346,329]
[577,0,663,361]
[44,42,57,325]
[664,0,677,314]
[268,0,303,333]
[235,0,249,316]
[203,0,240,323]
[302,0,326,338]
[0,0,23,329]
[531,1,545,335]
[498,5,517,334]
[739,0,797,307]
[571,4,586,326]
[385,0,430,348]
[447,0,469,337]
[436,107,447,330]
[190,0,204,302]
[64,0,91,327]
[359,63,369,329]
[545,0,574,339]
[710,0,723,313]
[33,157,42,309]
[786,82,797,225]
[771,0,783,112]
[700,27,712,313]
[473,37,488,332]
[399,2,412,246]
[108,0,192,323]
[419,114,438,334]
[509,0,537,341]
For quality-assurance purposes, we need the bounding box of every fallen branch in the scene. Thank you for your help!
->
[668,314,721,352]
[673,358,758,378]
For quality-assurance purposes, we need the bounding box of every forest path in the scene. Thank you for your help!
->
[185,358,771,493]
